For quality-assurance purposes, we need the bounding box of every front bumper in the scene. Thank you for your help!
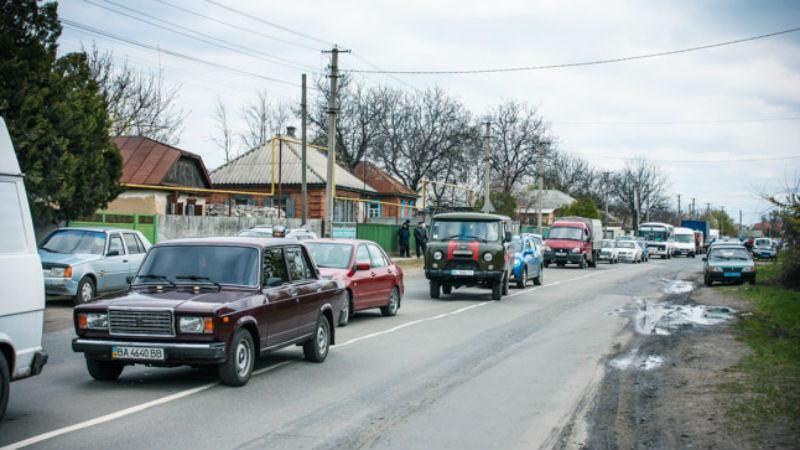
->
[753,250,775,259]
[544,251,583,263]
[707,271,756,283]
[44,277,79,296]
[72,338,227,365]
[425,269,505,282]
[597,253,615,261]
[618,253,636,261]
[648,247,669,256]
[673,247,694,255]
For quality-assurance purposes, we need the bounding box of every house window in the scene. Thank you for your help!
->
[368,200,381,218]
[334,199,356,223]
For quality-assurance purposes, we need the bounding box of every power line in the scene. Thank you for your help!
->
[203,0,334,47]
[348,52,423,93]
[154,0,320,52]
[345,26,800,74]
[61,19,304,89]
[572,151,800,164]
[82,0,316,72]
[553,116,800,126]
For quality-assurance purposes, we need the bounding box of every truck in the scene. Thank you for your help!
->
[672,227,697,257]
[636,222,675,259]
[680,219,709,254]
[543,216,603,269]
[0,118,48,421]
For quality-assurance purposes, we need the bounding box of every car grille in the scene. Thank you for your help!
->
[447,259,479,271]
[722,267,742,273]
[109,309,175,336]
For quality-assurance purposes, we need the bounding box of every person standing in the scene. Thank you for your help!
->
[398,220,411,257]
[414,221,428,258]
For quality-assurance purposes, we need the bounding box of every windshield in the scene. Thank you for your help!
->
[617,241,635,249]
[601,240,615,248]
[709,247,751,261]
[674,234,693,243]
[431,220,501,242]
[237,230,272,238]
[40,229,106,255]
[636,227,668,242]
[754,239,771,247]
[548,226,583,241]
[135,245,259,286]
[305,242,353,269]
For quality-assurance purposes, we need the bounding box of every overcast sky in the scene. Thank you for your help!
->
[56,0,800,224]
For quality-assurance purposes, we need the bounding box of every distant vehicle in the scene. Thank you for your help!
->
[616,240,643,263]
[703,244,756,286]
[510,234,543,288]
[72,237,345,386]
[752,238,776,260]
[680,219,709,253]
[543,216,603,269]
[424,212,514,301]
[636,238,650,262]
[305,239,403,326]
[286,229,318,241]
[524,233,544,249]
[636,222,675,259]
[0,117,48,421]
[598,239,619,264]
[672,227,697,258]
[708,228,720,242]
[603,226,624,240]
[236,229,272,238]
[39,228,152,305]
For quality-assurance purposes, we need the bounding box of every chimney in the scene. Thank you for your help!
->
[286,126,296,137]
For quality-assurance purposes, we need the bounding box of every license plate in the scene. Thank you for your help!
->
[723,272,741,278]
[111,346,165,361]
[556,252,566,256]
[450,269,474,276]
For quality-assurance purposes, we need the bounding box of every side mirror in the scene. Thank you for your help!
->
[504,232,512,243]
[126,275,134,284]
[107,250,120,257]
[356,261,371,271]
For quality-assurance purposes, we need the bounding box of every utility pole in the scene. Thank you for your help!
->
[739,209,743,238]
[706,202,711,217]
[720,206,725,236]
[481,122,495,213]
[301,74,308,226]
[537,175,543,234]
[691,197,696,218]
[634,189,640,230]
[677,194,681,223]
[323,46,348,237]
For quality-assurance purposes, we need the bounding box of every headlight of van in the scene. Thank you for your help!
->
[571,247,581,253]
[742,265,755,273]
[483,252,493,262]
[543,245,551,252]
[710,266,723,273]
[433,251,443,261]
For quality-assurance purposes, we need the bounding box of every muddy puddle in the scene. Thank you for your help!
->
[609,348,665,371]
[634,299,736,336]
[662,279,695,295]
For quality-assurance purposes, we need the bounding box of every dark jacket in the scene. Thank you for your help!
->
[414,226,428,243]
[398,226,411,244]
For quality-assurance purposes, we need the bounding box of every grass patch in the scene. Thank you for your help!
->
[720,261,800,439]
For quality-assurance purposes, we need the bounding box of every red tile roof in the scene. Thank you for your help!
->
[113,136,211,187]
[352,162,416,197]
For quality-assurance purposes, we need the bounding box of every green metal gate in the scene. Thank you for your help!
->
[356,223,416,256]
[69,213,159,244]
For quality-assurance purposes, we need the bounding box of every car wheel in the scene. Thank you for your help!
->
[0,353,9,422]
[557,262,565,268]
[381,287,400,317]
[303,315,331,363]
[442,284,453,295]
[533,265,543,286]
[501,271,510,295]
[491,279,502,301]
[705,275,713,287]
[543,261,549,268]
[74,276,95,306]
[86,357,124,382]
[749,279,756,285]
[429,280,441,299]
[516,268,527,289]
[338,290,353,327]
[218,328,255,386]
[579,257,587,269]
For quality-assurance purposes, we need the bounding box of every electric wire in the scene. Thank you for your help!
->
[344,26,800,74]
[553,117,800,126]
[571,152,800,164]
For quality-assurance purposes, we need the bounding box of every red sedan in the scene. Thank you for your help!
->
[305,239,404,326]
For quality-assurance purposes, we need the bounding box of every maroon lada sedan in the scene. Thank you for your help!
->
[304,239,403,326]
[72,237,345,386]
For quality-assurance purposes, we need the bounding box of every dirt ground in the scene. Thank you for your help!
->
[573,272,794,450]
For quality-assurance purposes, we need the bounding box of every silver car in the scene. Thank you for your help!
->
[38,227,152,305]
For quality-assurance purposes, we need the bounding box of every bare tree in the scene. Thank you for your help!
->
[609,158,670,229]
[211,98,234,163]
[240,89,294,150]
[542,150,598,198]
[86,45,185,144]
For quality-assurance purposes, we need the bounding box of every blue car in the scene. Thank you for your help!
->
[39,227,151,305]
[511,234,543,288]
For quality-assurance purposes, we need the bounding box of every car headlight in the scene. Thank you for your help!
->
[544,245,551,252]
[179,316,214,334]
[571,247,581,253]
[483,252,493,262]
[433,251,443,261]
[710,266,723,273]
[45,266,73,278]
[742,265,756,273]
[78,312,108,330]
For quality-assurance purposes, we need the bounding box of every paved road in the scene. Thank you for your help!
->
[0,257,702,450]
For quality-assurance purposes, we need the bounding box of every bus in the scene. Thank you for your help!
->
[636,222,675,259]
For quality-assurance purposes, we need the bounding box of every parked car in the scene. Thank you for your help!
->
[305,239,403,326]
[72,237,344,386]
[236,229,272,238]
[636,238,650,262]
[703,244,756,286]
[39,227,152,305]
[598,239,619,264]
[424,212,514,301]
[286,228,318,241]
[616,240,642,263]
[752,238,776,260]
[0,117,48,421]
[510,234,543,288]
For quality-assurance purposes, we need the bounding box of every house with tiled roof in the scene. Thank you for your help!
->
[351,162,418,221]
[209,132,376,222]
[515,189,576,226]
[104,136,212,216]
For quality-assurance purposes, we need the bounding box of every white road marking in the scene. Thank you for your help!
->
[3,265,635,449]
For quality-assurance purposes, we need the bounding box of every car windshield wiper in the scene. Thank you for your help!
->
[444,235,487,242]
[175,275,222,289]
[133,274,176,286]
[40,247,60,253]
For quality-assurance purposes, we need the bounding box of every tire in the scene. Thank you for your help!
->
[0,353,9,422]
[491,279,502,301]
[501,271,510,295]
[543,261,550,268]
[749,279,756,285]
[690,253,696,258]
[579,257,587,269]
[429,280,441,299]
[338,290,353,327]
[516,269,527,289]
[86,357,124,382]
[556,262,565,268]
[303,315,331,363]
[381,287,400,317]
[74,276,95,306]
[442,284,453,295]
[218,328,255,386]
[705,275,713,287]
[533,265,543,286]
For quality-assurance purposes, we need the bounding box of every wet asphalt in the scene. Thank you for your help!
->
[0,256,703,450]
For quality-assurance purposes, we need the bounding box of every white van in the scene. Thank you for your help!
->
[0,118,48,420]
[672,227,697,258]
